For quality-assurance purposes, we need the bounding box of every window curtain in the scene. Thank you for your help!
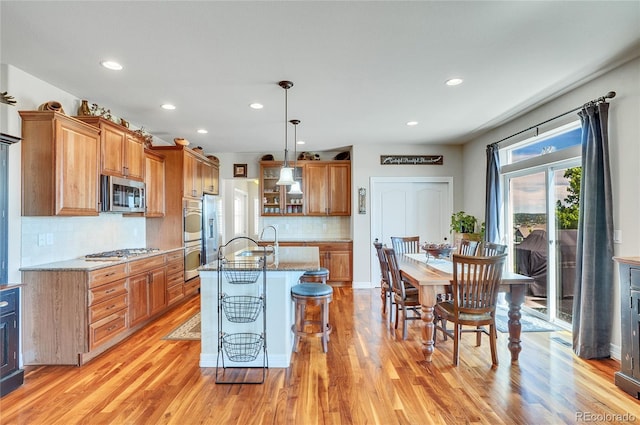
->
[572,102,614,359]
[484,144,501,243]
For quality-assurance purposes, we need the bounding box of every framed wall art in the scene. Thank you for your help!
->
[233,163,247,178]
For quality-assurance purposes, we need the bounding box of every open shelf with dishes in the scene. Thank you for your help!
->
[259,161,304,216]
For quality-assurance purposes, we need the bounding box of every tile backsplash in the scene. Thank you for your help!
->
[261,216,350,240]
[21,215,146,266]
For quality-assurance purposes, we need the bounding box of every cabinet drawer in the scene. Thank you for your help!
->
[184,277,200,297]
[167,271,184,288]
[89,264,128,288]
[89,310,128,350]
[167,284,184,305]
[89,293,128,323]
[166,259,184,275]
[0,288,18,314]
[128,254,166,274]
[166,250,183,263]
[88,278,127,306]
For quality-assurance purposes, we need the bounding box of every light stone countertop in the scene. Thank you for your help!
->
[200,246,320,272]
[20,247,184,272]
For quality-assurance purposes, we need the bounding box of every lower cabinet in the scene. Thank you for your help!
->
[1,287,24,397]
[262,240,353,285]
[615,257,640,398]
[22,249,190,366]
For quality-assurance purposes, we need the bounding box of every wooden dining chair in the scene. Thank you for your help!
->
[383,247,421,340]
[373,240,393,323]
[434,253,507,366]
[478,242,507,256]
[390,236,420,255]
[458,239,480,256]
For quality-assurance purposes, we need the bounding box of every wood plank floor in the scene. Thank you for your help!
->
[1,287,639,424]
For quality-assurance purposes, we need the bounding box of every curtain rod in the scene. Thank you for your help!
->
[488,91,616,148]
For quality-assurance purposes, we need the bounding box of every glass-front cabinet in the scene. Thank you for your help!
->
[260,161,304,216]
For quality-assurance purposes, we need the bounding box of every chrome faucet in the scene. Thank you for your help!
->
[259,225,279,266]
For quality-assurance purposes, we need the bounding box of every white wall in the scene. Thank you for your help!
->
[351,143,464,286]
[461,56,640,352]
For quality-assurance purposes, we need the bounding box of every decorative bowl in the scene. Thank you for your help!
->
[421,243,456,260]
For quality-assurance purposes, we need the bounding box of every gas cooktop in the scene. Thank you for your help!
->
[84,248,161,261]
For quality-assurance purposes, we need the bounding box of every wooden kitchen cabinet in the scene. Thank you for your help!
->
[259,161,305,216]
[305,162,351,216]
[202,158,219,195]
[128,255,167,327]
[21,250,192,366]
[76,116,145,181]
[316,242,353,284]
[183,151,203,199]
[166,250,185,305]
[20,111,100,216]
[145,150,165,217]
[266,240,353,285]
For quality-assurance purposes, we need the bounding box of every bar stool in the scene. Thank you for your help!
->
[299,267,330,284]
[290,283,333,352]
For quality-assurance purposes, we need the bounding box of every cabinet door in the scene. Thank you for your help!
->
[145,152,165,217]
[202,161,219,195]
[101,124,126,177]
[149,268,167,316]
[128,273,149,326]
[183,153,202,199]
[0,311,18,376]
[305,164,329,215]
[326,251,352,282]
[327,163,351,215]
[260,162,284,215]
[125,135,145,181]
[56,119,100,215]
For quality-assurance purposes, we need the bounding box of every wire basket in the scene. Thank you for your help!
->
[221,260,263,284]
[222,333,264,362]
[222,295,263,323]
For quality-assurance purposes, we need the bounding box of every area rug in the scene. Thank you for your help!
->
[494,305,560,333]
[163,312,201,340]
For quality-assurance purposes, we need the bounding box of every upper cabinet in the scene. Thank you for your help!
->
[183,150,202,199]
[76,116,145,181]
[20,111,100,216]
[305,161,351,216]
[145,150,165,217]
[202,157,219,195]
[259,160,349,216]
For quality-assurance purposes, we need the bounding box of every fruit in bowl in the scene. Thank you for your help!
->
[421,243,456,260]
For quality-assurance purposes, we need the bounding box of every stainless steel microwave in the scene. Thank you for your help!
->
[100,175,146,213]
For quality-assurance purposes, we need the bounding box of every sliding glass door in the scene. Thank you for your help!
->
[502,122,581,329]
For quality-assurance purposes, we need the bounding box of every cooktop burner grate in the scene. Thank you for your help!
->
[85,248,161,260]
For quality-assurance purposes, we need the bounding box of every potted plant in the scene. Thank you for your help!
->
[450,211,482,243]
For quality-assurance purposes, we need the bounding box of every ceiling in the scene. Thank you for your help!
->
[2,1,639,155]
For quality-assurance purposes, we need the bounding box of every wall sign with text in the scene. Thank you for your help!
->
[380,155,443,165]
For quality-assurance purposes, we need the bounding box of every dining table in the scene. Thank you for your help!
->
[398,253,533,364]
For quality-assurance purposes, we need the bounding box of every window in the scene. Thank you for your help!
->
[502,121,581,328]
[233,188,248,237]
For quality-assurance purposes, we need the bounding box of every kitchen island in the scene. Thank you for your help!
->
[199,246,320,368]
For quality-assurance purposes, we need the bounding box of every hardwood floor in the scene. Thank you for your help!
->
[1,287,639,424]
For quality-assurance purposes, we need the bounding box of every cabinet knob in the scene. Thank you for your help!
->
[0,301,8,308]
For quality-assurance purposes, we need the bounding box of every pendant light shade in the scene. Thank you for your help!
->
[276,80,296,186]
[288,119,303,195]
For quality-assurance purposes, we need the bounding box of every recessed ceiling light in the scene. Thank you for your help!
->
[100,60,123,71]
[406,121,418,126]
[197,129,208,134]
[161,104,176,110]
[445,78,464,86]
[297,140,305,145]
[249,103,264,109]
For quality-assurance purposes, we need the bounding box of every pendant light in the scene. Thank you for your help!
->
[276,80,295,186]
[288,119,303,195]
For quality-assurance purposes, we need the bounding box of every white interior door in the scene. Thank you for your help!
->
[370,177,453,286]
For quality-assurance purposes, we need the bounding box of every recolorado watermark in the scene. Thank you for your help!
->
[576,411,636,422]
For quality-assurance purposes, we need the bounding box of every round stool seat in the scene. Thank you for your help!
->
[300,267,330,284]
[291,283,333,297]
